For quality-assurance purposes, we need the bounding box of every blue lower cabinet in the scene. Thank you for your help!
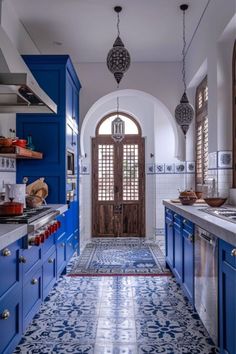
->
[0,240,22,298]
[22,246,42,278]
[22,267,42,332]
[56,233,66,277]
[43,250,57,299]
[0,284,22,354]
[182,223,194,302]
[219,239,236,354]
[66,233,75,261]
[165,208,174,269]
[173,216,183,283]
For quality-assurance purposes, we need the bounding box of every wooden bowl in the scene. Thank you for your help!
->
[203,197,227,207]
[179,196,197,205]
[0,138,13,146]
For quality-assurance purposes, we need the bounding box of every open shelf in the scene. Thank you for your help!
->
[0,146,43,159]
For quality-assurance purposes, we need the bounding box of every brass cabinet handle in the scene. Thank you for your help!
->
[19,256,27,264]
[2,248,11,257]
[60,243,65,248]
[48,258,54,264]
[183,219,187,224]
[31,278,38,285]
[231,249,236,257]
[0,309,10,320]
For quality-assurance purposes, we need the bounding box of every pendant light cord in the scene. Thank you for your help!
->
[117,96,120,116]
[117,11,120,37]
[182,9,187,93]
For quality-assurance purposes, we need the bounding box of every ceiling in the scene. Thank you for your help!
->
[10,0,209,63]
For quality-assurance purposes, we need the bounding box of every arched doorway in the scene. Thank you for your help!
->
[92,112,145,237]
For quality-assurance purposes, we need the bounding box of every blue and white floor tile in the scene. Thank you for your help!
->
[14,274,218,354]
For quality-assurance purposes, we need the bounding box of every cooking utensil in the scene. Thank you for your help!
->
[12,139,27,148]
[203,197,227,207]
[5,184,26,207]
[0,138,13,146]
[0,198,24,216]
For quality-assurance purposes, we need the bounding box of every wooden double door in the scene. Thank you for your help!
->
[92,135,145,237]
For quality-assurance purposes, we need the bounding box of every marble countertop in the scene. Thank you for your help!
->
[0,204,68,250]
[163,200,236,247]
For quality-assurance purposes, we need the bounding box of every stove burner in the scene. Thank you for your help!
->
[0,207,52,224]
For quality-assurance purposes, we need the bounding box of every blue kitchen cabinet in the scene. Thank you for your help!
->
[173,213,183,283]
[56,212,67,277]
[182,219,194,303]
[0,240,22,354]
[43,249,57,299]
[219,239,236,354]
[165,208,174,269]
[165,210,194,302]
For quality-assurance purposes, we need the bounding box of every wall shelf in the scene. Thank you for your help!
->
[0,146,43,159]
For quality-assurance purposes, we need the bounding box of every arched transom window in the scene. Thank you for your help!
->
[96,112,141,136]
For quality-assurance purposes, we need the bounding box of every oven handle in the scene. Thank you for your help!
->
[198,231,213,245]
[27,210,60,233]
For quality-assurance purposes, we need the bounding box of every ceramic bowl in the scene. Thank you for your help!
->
[203,197,227,207]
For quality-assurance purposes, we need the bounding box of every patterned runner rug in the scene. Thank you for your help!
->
[68,238,171,276]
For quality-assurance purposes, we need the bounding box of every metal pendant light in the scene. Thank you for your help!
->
[111,97,125,143]
[107,6,131,85]
[175,4,194,136]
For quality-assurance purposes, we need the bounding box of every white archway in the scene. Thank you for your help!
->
[79,89,184,250]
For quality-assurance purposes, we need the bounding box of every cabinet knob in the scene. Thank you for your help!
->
[174,213,177,217]
[188,235,193,243]
[166,208,169,212]
[31,278,38,285]
[169,224,173,228]
[19,256,27,264]
[2,248,11,257]
[69,242,73,247]
[231,249,236,257]
[60,243,65,248]
[0,309,10,320]
[183,219,187,224]
[48,258,54,264]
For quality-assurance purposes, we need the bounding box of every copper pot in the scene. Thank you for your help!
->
[0,199,24,216]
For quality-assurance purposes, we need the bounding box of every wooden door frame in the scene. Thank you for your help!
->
[91,113,145,237]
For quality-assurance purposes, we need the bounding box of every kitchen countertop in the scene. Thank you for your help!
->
[163,200,236,247]
[0,204,68,250]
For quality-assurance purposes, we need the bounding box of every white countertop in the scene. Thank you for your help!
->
[0,204,68,250]
[163,200,236,247]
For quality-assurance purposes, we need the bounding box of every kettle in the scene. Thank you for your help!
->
[5,184,26,207]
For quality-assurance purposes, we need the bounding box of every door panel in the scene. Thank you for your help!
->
[92,135,145,237]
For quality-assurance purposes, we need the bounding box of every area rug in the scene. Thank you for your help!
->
[68,238,171,276]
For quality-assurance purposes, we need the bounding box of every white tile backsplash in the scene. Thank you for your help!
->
[0,172,16,193]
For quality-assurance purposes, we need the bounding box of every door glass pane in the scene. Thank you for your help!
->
[98,114,139,135]
[98,144,114,201]
[123,144,139,201]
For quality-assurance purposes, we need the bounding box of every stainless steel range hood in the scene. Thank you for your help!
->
[0,25,57,114]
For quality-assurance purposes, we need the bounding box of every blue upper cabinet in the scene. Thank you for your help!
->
[16,55,81,204]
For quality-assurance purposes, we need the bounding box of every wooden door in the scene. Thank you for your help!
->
[92,135,145,237]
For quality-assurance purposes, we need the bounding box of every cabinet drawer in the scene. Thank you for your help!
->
[220,239,236,269]
[56,235,66,276]
[22,246,42,278]
[43,250,56,299]
[23,267,42,331]
[173,212,182,226]
[0,240,22,298]
[165,208,173,221]
[42,234,55,260]
[66,234,74,261]
[182,218,194,233]
[0,285,22,354]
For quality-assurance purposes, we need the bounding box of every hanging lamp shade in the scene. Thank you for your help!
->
[175,92,194,135]
[111,115,125,142]
[106,6,131,85]
[175,4,194,136]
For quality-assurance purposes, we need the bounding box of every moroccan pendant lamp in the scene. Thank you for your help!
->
[107,6,131,85]
[175,4,194,136]
[107,6,131,142]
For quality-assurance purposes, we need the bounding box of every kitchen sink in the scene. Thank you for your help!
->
[200,207,236,224]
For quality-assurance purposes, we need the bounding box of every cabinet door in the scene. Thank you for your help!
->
[43,250,56,299]
[0,285,22,354]
[0,240,22,298]
[165,209,174,268]
[173,214,183,283]
[182,225,194,302]
[73,89,79,125]
[219,240,236,354]
[66,75,73,121]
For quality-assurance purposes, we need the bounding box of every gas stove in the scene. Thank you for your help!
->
[0,206,61,247]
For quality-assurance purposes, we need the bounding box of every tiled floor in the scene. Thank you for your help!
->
[14,274,218,353]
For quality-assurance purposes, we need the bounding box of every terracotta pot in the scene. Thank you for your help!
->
[0,199,24,216]
[12,139,27,148]
[0,138,13,147]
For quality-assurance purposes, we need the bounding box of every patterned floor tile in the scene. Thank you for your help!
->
[14,240,219,354]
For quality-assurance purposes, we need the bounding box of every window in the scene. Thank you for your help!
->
[97,113,139,135]
[196,76,208,186]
